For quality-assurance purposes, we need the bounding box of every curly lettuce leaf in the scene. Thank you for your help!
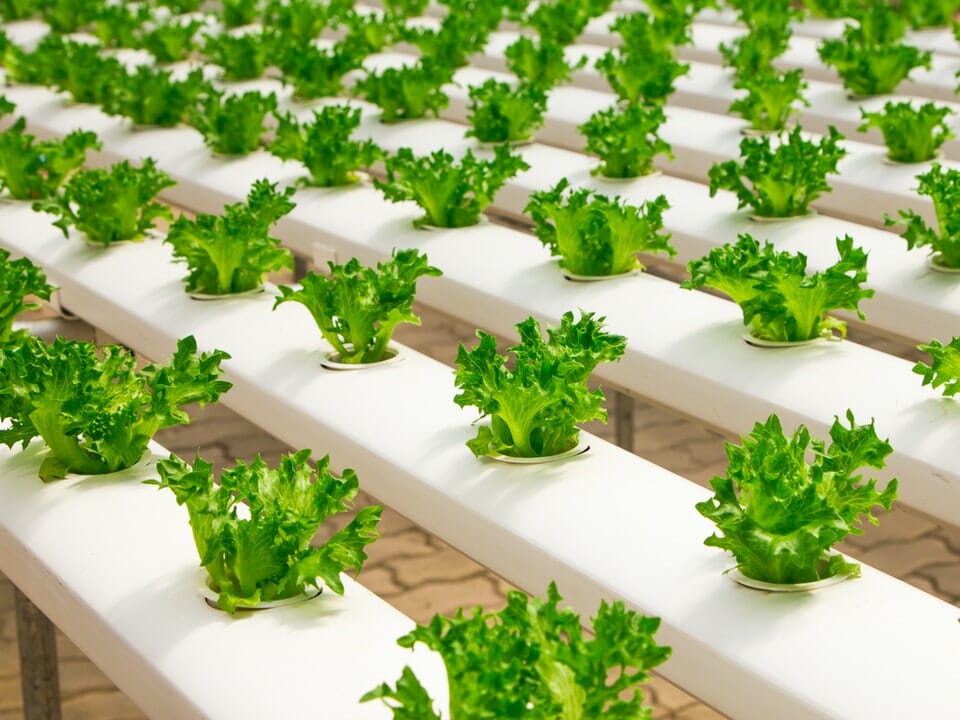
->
[914,337,960,396]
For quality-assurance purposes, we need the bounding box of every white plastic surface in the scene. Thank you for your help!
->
[0,442,448,720]
[2,207,959,720]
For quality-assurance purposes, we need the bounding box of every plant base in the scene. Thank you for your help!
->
[562,267,641,282]
[199,571,323,611]
[727,566,851,593]
[748,210,817,223]
[742,330,835,348]
[489,439,590,465]
[320,347,403,370]
[188,286,265,301]
[927,254,960,274]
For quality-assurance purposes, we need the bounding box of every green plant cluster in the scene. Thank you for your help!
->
[885,163,960,269]
[859,101,955,163]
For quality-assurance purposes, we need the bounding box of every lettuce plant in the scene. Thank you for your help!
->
[682,234,873,342]
[383,0,429,14]
[166,180,294,295]
[41,0,99,33]
[340,8,405,55]
[858,101,954,163]
[263,0,345,43]
[884,163,960,269]
[105,66,209,127]
[525,0,614,46]
[719,23,792,75]
[403,12,496,69]
[730,68,809,133]
[274,249,442,364]
[203,29,273,81]
[57,40,124,105]
[803,0,852,18]
[696,412,898,584]
[277,41,364,99]
[189,89,277,155]
[270,105,384,187]
[363,582,670,718]
[709,126,846,219]
[526,180,674,277]
[727,0,801,29]
[151,449,382,613]
[595,49,689,106]
[33,159,174,246]
[0,335,231,481]
[504,35,585,90]
[137,17,203,64]
[375,145,529,228]
[818,6,932,96]
[1,32,67,86]
[579,103,673,178]
[466,79,547,144]
[221,0,259,28]
[454,311,626,459]
[914,337,960,396]
[0,250,53,345]
[93,3,151,48]
[0,0,38,21]
[353,60,453,123]
[0,119,100,200]
[610,8,693,52]
[900,0,960,28]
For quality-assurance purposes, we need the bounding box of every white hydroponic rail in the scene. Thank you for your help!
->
[0,440,450,720]
[1,203,957,720]
[3,74,957,528]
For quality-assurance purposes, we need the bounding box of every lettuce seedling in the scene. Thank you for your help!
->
[727,0,801,29]
[270,104,384,187]
[353,60,454,123]
[858,101,954,163]
[884,163,960,269]
[719,24,792,75]
[105,66,209,127]
[363,582,670,718]
[402,11,495,68]
[696,412,898,584]
[526,179,674,276]
[682,234,873,342]
[57,40,124,105]
[0,249,53,345]
[93,3,151,48]
[504,35,586,90]
[274,249,442,364]
[166,179,294,295]
[0,335,231,481]
[189,89,276,155]
[610,9,693,52]
[914,337,960,396]
[900,0,960,28]
[383,0,429,14]
[465,79,547,144]
[525,0,614,46]
[137,17,202,64]
[0,0,38,21]
[454,311,626,459]
[818,6,932,96]
[221,0,259,28]
[0,120,101,200]
[33,159,173,246]
[375,145,529,228]
[151,449,382,613]
[1,32,67,86]
[276,41,364,99]
[595,48,689,106]
[340,8,406,55]
[203,29,273,81]
[730,67,809,133]
[263,0,343,43]
[709,126,846,218]
[41,0,99,33]
[579,103,673,178]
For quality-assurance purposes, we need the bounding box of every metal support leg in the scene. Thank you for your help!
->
[293,254,309,281]
[14,586,62,720]
[614,390,635,453]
